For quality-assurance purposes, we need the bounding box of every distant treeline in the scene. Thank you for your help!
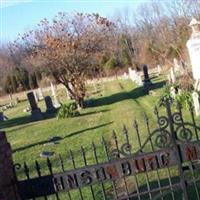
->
[3,68,42,94]
[0,0,200,96]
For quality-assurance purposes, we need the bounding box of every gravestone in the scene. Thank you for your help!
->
[123,72,129,80]
[33,90,39,103]
[27,92,43,121]
[142,64,152,94]
[54,95,61,108]
[192,91,200,116]
[157,64,161,76]
[38,88,44,100]
[170,87,176,99]
[40,151,54,158]
[50,83,61,107]
[51,82,56,97]
[0,112,4,122]
[170,67,176,83]
[186,18,200,81]
[44,96,56,113]
[194,80,200,91]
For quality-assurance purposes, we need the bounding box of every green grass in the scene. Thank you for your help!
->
[0,76,200,200]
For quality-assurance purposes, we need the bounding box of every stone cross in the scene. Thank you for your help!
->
[186,18,200,81]
[27,92,43,121]
[44,96,56,113]
[192,91,200,116]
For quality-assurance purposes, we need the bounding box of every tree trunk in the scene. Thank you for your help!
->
[77,97,84,110]
[62,82,85,109]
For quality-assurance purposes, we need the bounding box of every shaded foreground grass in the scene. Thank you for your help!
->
[1,77,200,200]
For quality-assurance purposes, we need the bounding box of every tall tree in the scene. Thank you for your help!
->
[15,13,115,108]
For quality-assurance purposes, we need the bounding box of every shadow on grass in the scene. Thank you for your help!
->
[79,109,109,117]
[93,80,166,107]
[0,107,110,130]
[0,111,58,130]
[13,121,113,153]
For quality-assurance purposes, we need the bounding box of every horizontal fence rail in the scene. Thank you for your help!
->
[14,100,200,200]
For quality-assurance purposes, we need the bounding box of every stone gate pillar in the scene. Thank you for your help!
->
[0,131,20,200]
[186,18,200,81]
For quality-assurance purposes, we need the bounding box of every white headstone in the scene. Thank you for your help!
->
[170,67,176,83]
[37,88,44,100]
[157,64,161,76]
[170,87,176,99]
[33,90,38,102]
[186,18,200,81]
[51,83,56,96]
[167,74,171,83]
[173,58,181,73]
[54,95,61,108]
[194,80,200,91]
[192,91,200,116]
[123,72,129,80]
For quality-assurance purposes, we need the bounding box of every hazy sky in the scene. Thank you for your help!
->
[1,0,155,43]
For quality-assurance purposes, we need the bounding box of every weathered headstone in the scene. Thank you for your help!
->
[170,87,176,99]
[33,90,39,103]
[51,82,56,97]
[186,18,200,81]
[27,92,43,121]
[170,67,176,83]
[123,72,129,80]
[44,96,56,113]
[40,151,54,158]
[15,97,19,104]
[194,80,200,91]
[157,64,161,76]
[50,83,61,107]
[54,95,61,108]
[0,112,4,122]
[38,88,44,100]
[142,64,152,93]
[192,91,200,116]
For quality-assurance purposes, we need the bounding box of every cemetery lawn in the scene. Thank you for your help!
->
[1,76,199,200]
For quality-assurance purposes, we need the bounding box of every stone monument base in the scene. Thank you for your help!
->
[143,80,152,94]
[46,107,56,114]
[31,109,43,121]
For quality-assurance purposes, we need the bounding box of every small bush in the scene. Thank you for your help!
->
[57,103,80,119]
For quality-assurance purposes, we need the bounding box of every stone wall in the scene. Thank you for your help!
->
[0,131,19,200]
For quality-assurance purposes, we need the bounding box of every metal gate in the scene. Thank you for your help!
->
[14,100,200,200]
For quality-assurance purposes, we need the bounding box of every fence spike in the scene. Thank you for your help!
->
[23,162,30,179]
[35,160,41,177]
[47,157,53,175]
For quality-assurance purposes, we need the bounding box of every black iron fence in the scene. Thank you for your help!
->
[14,100,200,200]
